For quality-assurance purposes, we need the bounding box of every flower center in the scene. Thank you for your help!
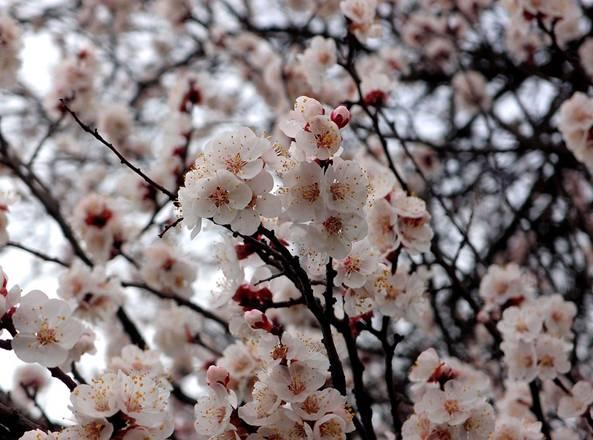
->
[318,52,331,65]
[271,343,288,360]
[36,322,58,346]
[443,399,460,415]
[385,285,400,300]
[515,321,529,333]
[399,215,426,228]
[301,183,320,202]
[209,186,230,207]
[288,375,306,395]
[225,153,248,175]
[84,421,107,440]
[323,216,343,235]
[522,355,534,368]
[315,131,338,150]
[550,310,563,323]
[85,207,113,228]
[539,355,555,368]
[302,395,321,414]
[343,256,360,275]
[215,406,227,423]
[330,182,348,201]
[319,419,342,437]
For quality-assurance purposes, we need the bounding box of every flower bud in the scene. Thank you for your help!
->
[244,309,273,331]
[476,310,490,324]
[14,364,50,394]
[331,105,351,129]
[207,365,230,388]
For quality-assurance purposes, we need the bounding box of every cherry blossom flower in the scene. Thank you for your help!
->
[520,0,580,19]
[479,264,535,309]
[360,73,392,107]
[578,38,593,79]
[293,388,347,421]
[17,430,51,440]
[451,403,495,439]
[415,379,478,425]
[340,0,381,41]
[557,380,593,418]
[153,303,202,359]
[402,14,446,49]
[53,419,114,440]
[45,49,98,118]
[501,340,538,382]
[558,92,593,170]
[409,348,442,383]
[167,71,209,112]
[217,341,258,379]
[321,158,368,214]
[72,194,128,262]
[70,373,120,419]
[393,194,433,254]
[551,427,579,440]
[238,381,281,426]
[535,334,571,380]
[57,262,123,321]
[334,239,378,288]
[452,70,491,114]
[117,370,171,428]
[300,37,337,90]
[109,345,165,378]
[231,170,281,235]
[491,417,543,440]
[194,383,237,437]
[264,361,326,403]
[97,103,134,146]
[154,0,192,25]
[0,266,21,318]
[279,96,325,139]
[401,413,438,440]
[0,14,21,88]
[12,290,83,367]
[60,326,97,371]
[0,191,13,247]
[541,294,577,339]
[369,263,427,321]
[204,128,271,180]
[497,305,543,342]
[367,198,398,253]
[313,413,352,440]
[11,364,50,411]
[249,409,314,439]
[140,241,197,298]
[305,210,368,259]
[294,115,342,160]
[178,169,252,236]
[282,160,325,222]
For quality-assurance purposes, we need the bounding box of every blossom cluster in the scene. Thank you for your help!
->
[5,0,593,439]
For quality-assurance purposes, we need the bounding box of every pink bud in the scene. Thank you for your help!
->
[476,310,490,324]
[207,365,230,388]
[331,105,351,129]
[1,269,7,296]
[244,309,273,331]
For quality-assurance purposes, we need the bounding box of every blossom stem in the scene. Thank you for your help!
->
[48,368,77,392]
[529,380,551,440]
[61,101,176,201]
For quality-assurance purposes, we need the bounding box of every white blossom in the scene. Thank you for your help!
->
[557,381,593,418]
[12,291,83,368]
